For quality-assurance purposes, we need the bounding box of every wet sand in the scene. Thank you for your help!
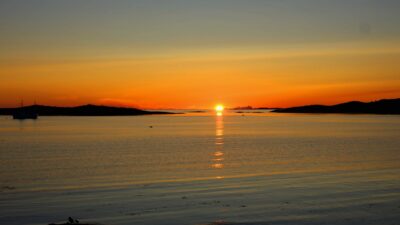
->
[2,168,400,225]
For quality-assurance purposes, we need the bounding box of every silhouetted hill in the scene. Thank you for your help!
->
[273,98,400,114]
[0,104,173,116]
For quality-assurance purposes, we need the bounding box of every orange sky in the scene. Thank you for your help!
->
[1,1,400,109]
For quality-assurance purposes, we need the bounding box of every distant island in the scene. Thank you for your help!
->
[231,106,277,110]
[0,104,173,116]
[273,98,400,114]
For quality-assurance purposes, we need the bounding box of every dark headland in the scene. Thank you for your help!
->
[273,98,400,114]
[0,104,173,116]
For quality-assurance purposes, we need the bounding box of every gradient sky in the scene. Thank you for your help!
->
[1,0,400,109]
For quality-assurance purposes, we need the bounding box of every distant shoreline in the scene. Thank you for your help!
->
[273,98,400,114]
[0,104,174,116]
[1,98,400,116]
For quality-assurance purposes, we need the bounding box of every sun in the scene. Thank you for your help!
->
[215,104,224,112]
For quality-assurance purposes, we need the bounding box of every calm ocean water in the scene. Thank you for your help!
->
[1,111,400,225]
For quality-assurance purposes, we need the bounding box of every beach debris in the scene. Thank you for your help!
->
[69,217,79,224]
[48,217,84,225]
[149,125,153,128]
[1,185,16,191]
[181,196,188,199]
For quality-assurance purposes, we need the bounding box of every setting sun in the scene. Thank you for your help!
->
[1,1,400,225]
[215,104,224,112]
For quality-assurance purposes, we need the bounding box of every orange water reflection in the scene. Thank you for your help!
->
[212,113,224,177]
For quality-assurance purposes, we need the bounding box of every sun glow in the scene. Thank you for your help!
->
[215,104,224,116]
[215,104,224,112]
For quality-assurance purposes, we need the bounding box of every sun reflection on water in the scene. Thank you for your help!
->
[212,113,224,177]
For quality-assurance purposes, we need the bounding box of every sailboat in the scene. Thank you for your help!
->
[13,100,38,120]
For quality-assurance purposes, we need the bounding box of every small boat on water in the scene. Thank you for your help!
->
[12,101,38,120]
[13,110,38,120]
